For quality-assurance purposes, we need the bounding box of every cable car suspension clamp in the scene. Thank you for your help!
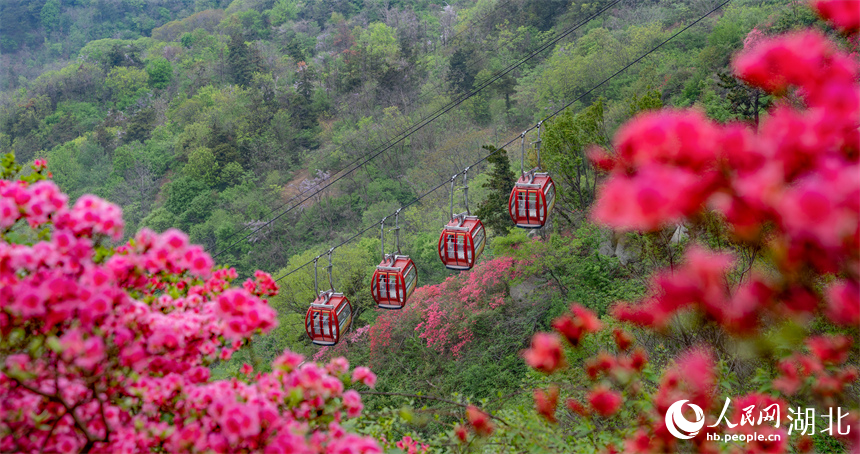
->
[327,248,335,292]
[380,216,388,262]
[520,130,527,177]
[313,256,320,296]
[393,209,402,255]
[449,173,458,221]
[534,121,543,170]
[463,166,470,216]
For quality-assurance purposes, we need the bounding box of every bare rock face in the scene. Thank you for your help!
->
[598,240,615,257]
[615,234,635,266]
[597,229,639,265]
[671,224,688,244]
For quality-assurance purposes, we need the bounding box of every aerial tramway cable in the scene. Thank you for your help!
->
[276,0,734,285]
[211,0,556,256]
[211,0,624,259]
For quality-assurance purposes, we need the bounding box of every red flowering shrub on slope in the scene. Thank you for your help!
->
[369,257,523,361]
[526,2,859,453]
[0,159,380,453]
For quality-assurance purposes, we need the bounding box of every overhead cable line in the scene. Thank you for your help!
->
[212,0,623,258]
[211,0,527,254]
[269,0,733,283]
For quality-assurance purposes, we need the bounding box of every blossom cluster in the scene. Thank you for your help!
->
[0,163,381,453]
[368,257,524,362]
[525,3,859,453]
[591,6,859,337]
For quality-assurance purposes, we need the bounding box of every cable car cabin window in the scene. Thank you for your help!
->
[375,273,392,299]
[451,234,467,260]
[544,182,556,212]
[516,190,540,219]
[403,264,417,296]
[337,303,351,331]
[381,272,397,300]
[473,226,485,256]
[376,272,399,301]
[307,310,332,338]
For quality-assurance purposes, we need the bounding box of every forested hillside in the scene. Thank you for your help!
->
[1,0,857,452]
[2,0,817,277]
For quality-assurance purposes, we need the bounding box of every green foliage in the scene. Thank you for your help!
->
[474,145,516,236]
[227,33,257,87]
[141,206,177,233]
[124,108,156,144]
[493,225,644,316]
[106,66,149,109]
[44,101,106,133]
[712,71,772,125]
[145,57,173,89]
[40,0,61,34]
[218,161,246,188]
[185,146,219,187]
[447,46,477,93]
[625,87,663,118]
[268,0,301,27]
[164,176,208,216]
[541,99,609,218]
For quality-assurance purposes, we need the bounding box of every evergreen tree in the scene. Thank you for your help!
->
[124,108,155,144]
[475,145,517,235]
[447,47,477,94]
[227,33,253,87]
[716,71,772,127]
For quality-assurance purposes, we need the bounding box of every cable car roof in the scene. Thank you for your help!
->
[310,291,346,309]
[376,255,413,272]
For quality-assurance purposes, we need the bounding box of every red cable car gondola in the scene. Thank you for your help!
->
[371,211,417,309]
[438,168,486,270]
[509,121,555,229]
[306,249,352,346]
[509,171,556,228]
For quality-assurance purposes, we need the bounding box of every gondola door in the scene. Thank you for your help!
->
[306,308,334,345]
[439,227,476,270]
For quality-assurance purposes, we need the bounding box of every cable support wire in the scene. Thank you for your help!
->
[270,0,731,284]
[213,0,623,259]
[212,0,555,255]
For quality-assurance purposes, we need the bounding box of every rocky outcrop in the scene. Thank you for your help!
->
[598,229,639,265]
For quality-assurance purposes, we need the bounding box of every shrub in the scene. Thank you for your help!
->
[0,155,381,453]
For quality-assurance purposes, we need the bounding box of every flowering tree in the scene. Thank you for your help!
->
[525,2,859,453]
[0,156,381,453]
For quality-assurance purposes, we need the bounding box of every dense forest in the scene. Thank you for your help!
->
[0,0,858,452]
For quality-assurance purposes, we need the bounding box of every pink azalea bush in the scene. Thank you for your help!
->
[525,2,859,453]
[368,257,523,361]
[0,158,381,453]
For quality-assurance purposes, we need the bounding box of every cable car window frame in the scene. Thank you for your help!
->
[337,302,351,332]
[403,264,416,296]
[545,181,556,210]
[307,309,332,339]
[473,226,485,254]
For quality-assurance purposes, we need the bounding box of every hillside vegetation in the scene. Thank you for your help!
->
[1,0,857,452]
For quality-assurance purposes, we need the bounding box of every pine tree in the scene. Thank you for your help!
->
[227,33,253,87]
[447,47,476,94]
[475,145,517,235]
